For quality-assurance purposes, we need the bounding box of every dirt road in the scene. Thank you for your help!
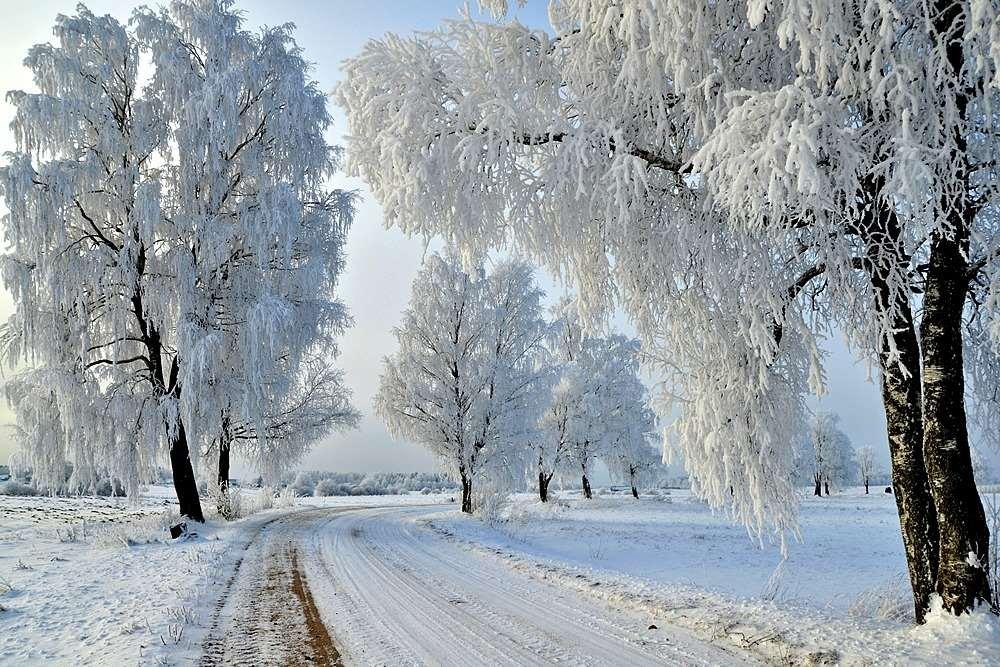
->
[201,505,756,666]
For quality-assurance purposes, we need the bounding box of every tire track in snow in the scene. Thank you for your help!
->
[300,505,757,666]
[200,504,757,666]
[200,509,345,666]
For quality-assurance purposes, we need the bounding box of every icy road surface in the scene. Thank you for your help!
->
[203,505,756,666]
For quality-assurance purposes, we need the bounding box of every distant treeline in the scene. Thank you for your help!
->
[283,471,459,497]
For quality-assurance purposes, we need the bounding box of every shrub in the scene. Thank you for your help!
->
[277,486,296,508]
[1,480,40,496]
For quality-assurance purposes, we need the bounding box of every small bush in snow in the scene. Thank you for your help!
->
[55,523,90,543]
[314,479,345,496]
[473,486,511,529]
[1,480,39,497]
[277,486,297,508]
[220,488,248,520]
[94,515,173,549]
[257,487,275,511]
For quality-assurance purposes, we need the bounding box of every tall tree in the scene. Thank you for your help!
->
[1,1,353,520]
[858,446,876,495]
[376,255,547,513]
[337,0,1000,618]
[214,354,360,509]
[532,298,581,502]
[558,335,645,500]
[803,413,856,497]
[603,392,658,500]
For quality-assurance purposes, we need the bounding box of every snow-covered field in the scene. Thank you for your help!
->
[1,485,997,665]
[425,487,1000,665]
[0,486,452,665]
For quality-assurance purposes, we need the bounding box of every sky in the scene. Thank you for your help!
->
[0,0,909,477]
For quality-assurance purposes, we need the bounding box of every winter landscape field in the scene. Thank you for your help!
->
[1,485,998,665]
[3,0,1000,664]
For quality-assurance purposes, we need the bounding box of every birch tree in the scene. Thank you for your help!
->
[337,0,1000,618]
[603,394,658,500]
[858,445,877,495]
[805,412,855,497]
[1,1,353,521]
[376,255,547,513]
[532,298,581,502]
[558,335,644,499]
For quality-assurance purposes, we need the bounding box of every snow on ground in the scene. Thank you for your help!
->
[0,486,452,665]
[2,484,997,665]
[425,487,1000,665]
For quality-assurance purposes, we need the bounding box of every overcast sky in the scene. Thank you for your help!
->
[0,0,911,477]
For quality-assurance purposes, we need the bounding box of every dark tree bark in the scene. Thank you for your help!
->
[217,415,232,517]
[460,474,473,514]
[814,474,822,497]
[824,480,830,496]
[170,420,204,523]
[858,167,939,622]
[538,470,553,503]
[921,231,991,613]
[131,265,204,523]
[218,438,231,492]
[581,472,593,500]
[864,479,870,495]
[916,0,993,615]
[631,484,639,500]
[868,275,939,623]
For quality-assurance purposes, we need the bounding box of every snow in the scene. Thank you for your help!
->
[0,486,452,665]
[300,504,753,665]
[2,484,997,664]
[425,488,1000,665]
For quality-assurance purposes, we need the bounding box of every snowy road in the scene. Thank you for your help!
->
[204,505,756,666]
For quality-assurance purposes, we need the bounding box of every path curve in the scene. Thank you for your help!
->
[204,504,756,666]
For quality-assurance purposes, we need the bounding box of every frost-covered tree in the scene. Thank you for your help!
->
[337,0,1000,618]
[214,354,360,499]
[803,412,856,497]
[972,447,994,486]
[604,400,658,500]
[858,445,877,495]
[1,1,353,521]
[531,298,580,502]
[558,335,645,500]
[376,255,547,513]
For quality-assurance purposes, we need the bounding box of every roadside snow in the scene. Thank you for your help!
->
[0,486,278,665]
[0,487,453,665]
[424,488,999,665]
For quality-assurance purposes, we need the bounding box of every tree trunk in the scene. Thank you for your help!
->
[920,232,991,614]
[814,474,822,497]
[916,0,992,616]
[538,471,552,503]
[217,439,230,492]
[217,424,232,517]
[865,479,870,495]
[824,480,830,496]
[460,474,473,514]
[631,484,639,500]
[860,182,939,623]
[872,291,939,623]
[581,473,593,500]
[170,419,204,523]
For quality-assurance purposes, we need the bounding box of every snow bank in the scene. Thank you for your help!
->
[0,487,455,664]
[424,488,999,665]
[0,487,280,664]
